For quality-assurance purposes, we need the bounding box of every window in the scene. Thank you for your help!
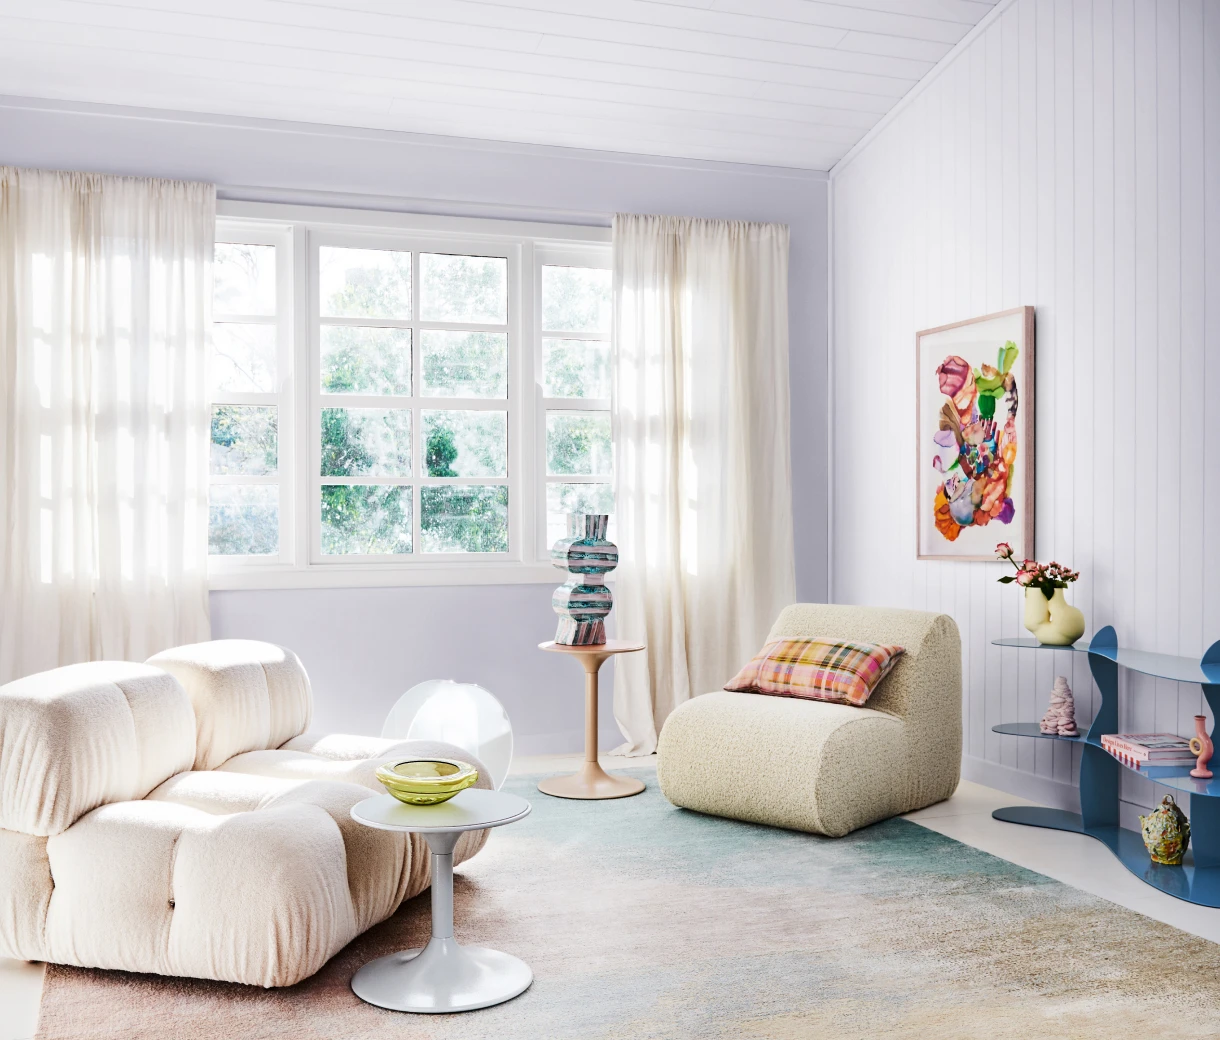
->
[536,251,614,550]
[208,227,293,563]
[208,203,610,588]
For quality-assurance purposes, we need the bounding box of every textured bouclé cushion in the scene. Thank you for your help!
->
[0,662,197,837]
[147,640,312,771]
[724,638,905,707]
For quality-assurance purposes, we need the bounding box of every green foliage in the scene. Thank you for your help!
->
[543,339,610,399]
[320,484,412,555]
[320,247,412,319]
[546,413,612,476]
[541,266,611,333]
[426,424,459,477]
[421,331,507,397]
[421,486,508,553]
[420,254,507,324]
[210,405,277,475]
[320,326,411,396]
[208,486,278,556]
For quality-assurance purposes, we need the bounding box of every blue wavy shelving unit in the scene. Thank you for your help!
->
[991,627,1220,907]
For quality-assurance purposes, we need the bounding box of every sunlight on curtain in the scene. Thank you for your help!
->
[0,167,214,681]
[611,214,796,755]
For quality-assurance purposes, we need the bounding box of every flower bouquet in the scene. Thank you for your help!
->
[995,543,1085,646]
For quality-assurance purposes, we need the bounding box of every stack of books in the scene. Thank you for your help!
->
[1100,733,1197,770]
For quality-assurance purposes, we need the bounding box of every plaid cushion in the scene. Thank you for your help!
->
[724,638,905,707]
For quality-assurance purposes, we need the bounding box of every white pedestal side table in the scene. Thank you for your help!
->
[537,639,646,799]
[349,788,532,1013]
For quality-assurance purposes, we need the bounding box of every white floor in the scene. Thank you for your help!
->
[5,759,1219,1040]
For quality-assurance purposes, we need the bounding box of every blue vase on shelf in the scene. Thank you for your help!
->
[551,514,617,645]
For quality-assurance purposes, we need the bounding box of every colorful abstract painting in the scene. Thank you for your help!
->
[917,308,1034,561]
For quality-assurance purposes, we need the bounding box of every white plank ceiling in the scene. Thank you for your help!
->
[0,0,999,171]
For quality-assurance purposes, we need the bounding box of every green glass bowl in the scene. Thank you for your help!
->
[375,758,479,806]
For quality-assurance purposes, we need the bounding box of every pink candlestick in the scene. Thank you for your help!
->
[1190,715,1214,780]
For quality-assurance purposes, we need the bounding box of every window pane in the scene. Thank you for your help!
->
[320,484,412,555]
[546,482,614,549]
[546,412,611,476]
[320,408,411,477]
[420,331,507,398]
[421,485,508,553]
[419,253,507,324]
[210,322,276,394]
[319,247,411,319]
[214,243,276,317]
[211,405,277,475]
[543,338,610,399]
[208,484,279,556]
[422,410,507,477]
[320,326,411,396]
[542,266,611,333]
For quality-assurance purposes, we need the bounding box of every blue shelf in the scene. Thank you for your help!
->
[993,636,1220,685]
[988,626,1220,907]
[992,721,1086,743]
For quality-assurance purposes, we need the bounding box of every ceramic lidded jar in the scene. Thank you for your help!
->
[1139,795,1191,866]
[551,514,617,645]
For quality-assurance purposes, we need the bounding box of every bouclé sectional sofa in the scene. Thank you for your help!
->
[0,640,490,987]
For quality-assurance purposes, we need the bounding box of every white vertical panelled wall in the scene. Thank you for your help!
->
[830,0,1219,819]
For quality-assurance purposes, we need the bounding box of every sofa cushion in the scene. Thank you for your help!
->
[0,662,196,836]
[147,640,312,771]
[724,638,904,707]
[43,791,358,986]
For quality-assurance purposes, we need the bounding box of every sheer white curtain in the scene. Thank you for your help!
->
[0,167,214,682]
[611,214,796,755]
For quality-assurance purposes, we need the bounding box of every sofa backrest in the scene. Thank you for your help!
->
[147,640,313,771]
[766,603,962,725]
[0,661,196,836]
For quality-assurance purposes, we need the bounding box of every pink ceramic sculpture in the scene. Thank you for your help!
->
[1189,715,1214,780]
[1039,676,1078,737]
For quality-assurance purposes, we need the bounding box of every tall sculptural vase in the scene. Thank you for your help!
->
[552,514,618,646]
[1023,588,1086,646]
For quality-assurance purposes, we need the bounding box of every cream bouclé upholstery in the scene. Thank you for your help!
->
[0,642,491,987]
[657,605,962,837]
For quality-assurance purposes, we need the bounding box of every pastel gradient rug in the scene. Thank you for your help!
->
[35,770,1220,1039]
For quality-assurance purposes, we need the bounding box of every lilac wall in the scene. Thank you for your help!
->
[0,95,829,752]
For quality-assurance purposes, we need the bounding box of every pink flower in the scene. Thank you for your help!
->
[994,542,1013,560]
[1016,570,1034,586]
[936,356,972,398]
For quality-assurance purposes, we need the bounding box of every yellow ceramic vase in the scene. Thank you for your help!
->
[1024,588,1086,646]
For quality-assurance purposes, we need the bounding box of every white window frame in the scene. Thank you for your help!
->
[208,200,610,590]
[534,243,614,559]
[209,223,296,569]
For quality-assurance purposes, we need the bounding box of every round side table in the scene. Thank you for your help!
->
[537,639,646,800]
[349,788,532,1013]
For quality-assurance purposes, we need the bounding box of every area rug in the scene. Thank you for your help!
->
[35,769,1220,1039]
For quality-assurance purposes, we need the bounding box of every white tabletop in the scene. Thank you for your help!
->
[351,788,531,834]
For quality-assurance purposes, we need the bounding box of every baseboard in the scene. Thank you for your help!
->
[514,727,624,757]
[962,754,1156,828]
[961,754,1082,813]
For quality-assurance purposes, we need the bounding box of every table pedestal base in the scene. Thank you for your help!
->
[537,761,646,800]
[351,937,532,1013]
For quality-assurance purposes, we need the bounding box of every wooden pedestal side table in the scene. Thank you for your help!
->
[537,639,646,800]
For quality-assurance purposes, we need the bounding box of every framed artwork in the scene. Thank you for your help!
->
[916,306,1035,561]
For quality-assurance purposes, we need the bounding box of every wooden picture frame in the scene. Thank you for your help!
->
[916,306,1035,562]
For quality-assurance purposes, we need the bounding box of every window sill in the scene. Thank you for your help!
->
[207,561,568,593]
[207,561,572,591]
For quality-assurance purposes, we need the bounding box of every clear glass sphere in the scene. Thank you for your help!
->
[381,680,513,791]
